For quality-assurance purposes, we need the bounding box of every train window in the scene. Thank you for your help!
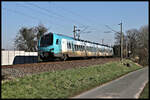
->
[67,43,69,48]
[82,45,84,51]
[69,43,71,49]
[79,45,81,51]
[74,45,76,51]
[76,45,77,51]
[74,45,76,50]
[56,39,59,45]
[79,45,80,51]
[71,43,72,49]
[93,47,94,52]
[40,34,53,47]
[72,44,73,49]
[76,45,78,51]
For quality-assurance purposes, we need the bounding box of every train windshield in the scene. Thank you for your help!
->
[40,34,53,47]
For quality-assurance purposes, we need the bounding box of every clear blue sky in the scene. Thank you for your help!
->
[2,1,148,49]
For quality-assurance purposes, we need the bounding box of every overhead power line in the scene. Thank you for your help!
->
[105,25,120,33]
[26,2,85,26]
[3,7,42,21]
[52,4,106,32]
[14,3,66,29]
[14,3,53,22]
[3,7,66,32]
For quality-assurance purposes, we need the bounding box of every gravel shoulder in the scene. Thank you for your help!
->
[2,58,119,80]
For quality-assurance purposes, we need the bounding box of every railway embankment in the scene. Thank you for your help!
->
[2,58,119,79]
[2,59,142,98]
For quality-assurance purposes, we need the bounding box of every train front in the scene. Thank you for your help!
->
[38,33,54,61]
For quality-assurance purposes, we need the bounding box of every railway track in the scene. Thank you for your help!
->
[2,57,119,80]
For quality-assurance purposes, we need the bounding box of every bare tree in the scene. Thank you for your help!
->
[14,27,37,52]
[14,24,48,52]
[126,29,139,57]
[35,24,48,51]
[35,24,48,40]
[125,25,149,66]
[137,25,149,65]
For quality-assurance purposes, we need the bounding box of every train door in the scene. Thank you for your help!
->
[55,38,61,53]
[61,39,67,53]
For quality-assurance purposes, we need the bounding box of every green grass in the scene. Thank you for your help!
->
[139,82,149,99]
[2,59,142,99]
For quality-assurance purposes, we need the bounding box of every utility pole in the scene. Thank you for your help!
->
[77,29,80,40]
[119,21,123,61]
[105,23,123,60]
[73,25,80,39]
[73,25,76,39]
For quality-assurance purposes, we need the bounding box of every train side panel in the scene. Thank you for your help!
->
[38,33,114,61]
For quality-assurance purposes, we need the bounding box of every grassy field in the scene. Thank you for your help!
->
[2,59,142,99]
[139,82,149,99]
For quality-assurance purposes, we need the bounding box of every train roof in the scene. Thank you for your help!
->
[50,32,112,48]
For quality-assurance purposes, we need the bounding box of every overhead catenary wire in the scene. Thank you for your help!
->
[26,2,85,26]
[24,2,89,34]
[14,3,67,29]
[3,7,42,21]
[105,25,120,33]
[3,7,73,39]
[28,2,103,35]
[52,3,106,32]
[4,3,114,46]
[14,3,54,22]
[26,2,106,37]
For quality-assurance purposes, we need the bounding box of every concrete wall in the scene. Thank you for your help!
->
[1,50,38,65]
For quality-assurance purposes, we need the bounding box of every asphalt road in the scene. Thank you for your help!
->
[72,67,149,98]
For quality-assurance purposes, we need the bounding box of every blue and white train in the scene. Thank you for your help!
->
[38,32,114,61]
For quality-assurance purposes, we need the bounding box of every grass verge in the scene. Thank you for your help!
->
[2,59,142,99]
[139,82,149,99]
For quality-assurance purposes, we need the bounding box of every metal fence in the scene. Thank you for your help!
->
[1,50,38,66]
